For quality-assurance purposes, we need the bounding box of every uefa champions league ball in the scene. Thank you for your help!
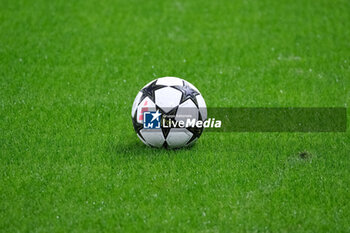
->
[131,77,207,148]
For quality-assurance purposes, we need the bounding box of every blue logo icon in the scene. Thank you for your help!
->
[143,110,161,129]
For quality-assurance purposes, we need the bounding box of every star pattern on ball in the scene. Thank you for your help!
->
[132,111,146,142]
[171,81,200,107]
[186,111,204,145]
[157,105,178,139]
[132,77,206,149]
[140,80,166,103]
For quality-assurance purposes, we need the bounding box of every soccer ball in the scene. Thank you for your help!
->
[131,77,207,148]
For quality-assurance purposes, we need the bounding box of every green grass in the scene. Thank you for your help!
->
[1,0,350,232]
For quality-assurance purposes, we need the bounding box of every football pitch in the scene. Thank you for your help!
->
[1,0,349,232]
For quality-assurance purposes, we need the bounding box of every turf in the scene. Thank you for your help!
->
[1,0,350,232]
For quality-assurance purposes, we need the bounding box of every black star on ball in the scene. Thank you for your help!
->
[157,105,178,139]
[186,111,204,145]
[140,80,166,103]
[171,81,200,107]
